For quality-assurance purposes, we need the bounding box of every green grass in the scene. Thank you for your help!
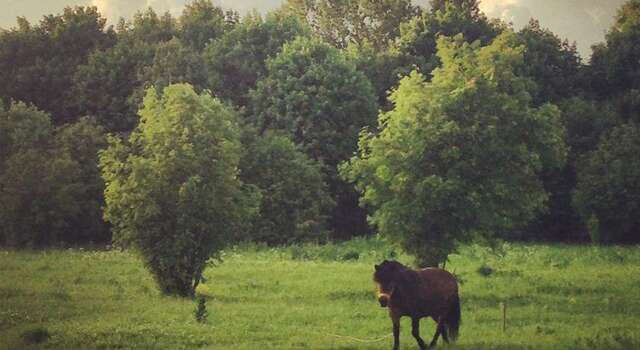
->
[1,238,639,349]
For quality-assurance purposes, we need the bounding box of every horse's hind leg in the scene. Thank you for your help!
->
[428,317,445,348]
[411,317,428,350]
[441,323,450,344]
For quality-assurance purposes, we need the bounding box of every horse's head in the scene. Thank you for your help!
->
[373,260,404,308]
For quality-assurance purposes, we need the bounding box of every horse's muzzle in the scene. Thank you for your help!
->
[378,295,390,307]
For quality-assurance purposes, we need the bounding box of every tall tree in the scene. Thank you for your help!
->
[507,20,584,241]
[342,32,567,266]
[72,37,156,132]
[241,132,333,245]
[72,8,177,132]
[516,19,582,106]
[589,0,640,122]
[179,0,239,52]
[250,36,378,238]
[0,6,115,124]
[574,123,640,244]
[283,0,419,49]
[0,103,108,247]
[205,12,308,108]
[144,37,208,93]
[396,0,502,76]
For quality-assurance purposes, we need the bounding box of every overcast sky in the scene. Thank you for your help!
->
[0,0,626,59]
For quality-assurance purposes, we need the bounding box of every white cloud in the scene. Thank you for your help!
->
[3,0,626,59]
[91,0,187,23]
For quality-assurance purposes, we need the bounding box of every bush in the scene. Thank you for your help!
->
[241,132,333,245]
[100,84,250,296]
[20,327,50,344]
[574,123,640,243]
[0,103,108,247]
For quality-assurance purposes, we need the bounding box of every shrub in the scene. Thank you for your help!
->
[0,103,108,247]
[100,84,249,296]
[241,132,333,245]
[574,123,640,243]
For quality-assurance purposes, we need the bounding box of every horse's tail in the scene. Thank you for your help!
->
[445,294,461,341]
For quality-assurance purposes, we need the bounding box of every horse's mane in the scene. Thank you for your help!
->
[377,260,420,289]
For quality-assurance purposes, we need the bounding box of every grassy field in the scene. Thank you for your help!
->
[1,237,639,349]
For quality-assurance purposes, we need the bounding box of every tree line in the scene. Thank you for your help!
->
[1,0,638,294]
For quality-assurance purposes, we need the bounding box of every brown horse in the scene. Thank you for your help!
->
[374,260,460,350]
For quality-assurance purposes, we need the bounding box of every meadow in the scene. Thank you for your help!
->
[1,238,639,349]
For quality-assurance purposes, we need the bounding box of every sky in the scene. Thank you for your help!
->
[0,0,626,59]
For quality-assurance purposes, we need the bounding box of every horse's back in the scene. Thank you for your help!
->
[416,268,459,313]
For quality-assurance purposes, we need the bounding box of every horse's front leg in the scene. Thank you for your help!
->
[412,317,428,350]
[391,314,400,350]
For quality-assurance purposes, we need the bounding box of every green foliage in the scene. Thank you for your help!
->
[574,123,640,243]
[516,19,582,105]
[250,36,378,238]
[250,35,377,172]
[204,12,308,107]
[72,7,180,133]
[345,42,407,110]
[0,103,108,247]
[178,0,239,52]
[588,0,640,125]
[396,0,502,76]
[283,0,419,49]
[52,118,110,244]
[144,37,208,92]
[100,84,248,296]
[0,6,115,124]
[342,32,567,266]
[193,297,208,323]
[120,8,177,44]
[513,97,621,242]
[590,0,640,99]
[72,37,156,132]
[241,132,333,245]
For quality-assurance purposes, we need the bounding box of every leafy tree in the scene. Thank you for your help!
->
[589,0,640,121]
[574,123,640,243]
[516,19,582,105]
[283,0,419,49]
[250,36,377,238]
[354,0,503,110]
[396,0,502,76]
[144,37,208,92]
[0,103,108,247]
[72,8,177,132]
[179,0,239,52]
[0,102,54,247]
[204,12,308,107]
[72,37,156,132]
[0,6,115,124]
[342,32,567,266]
[100,84,248,296]
[120,7,177,44]
[345,42,408,110]
[52,118,109,244]
[241,132,333,245]
[508,20,585,241]
[518,97,621,242]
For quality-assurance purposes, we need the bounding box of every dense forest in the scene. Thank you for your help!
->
[1,0,638,294]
